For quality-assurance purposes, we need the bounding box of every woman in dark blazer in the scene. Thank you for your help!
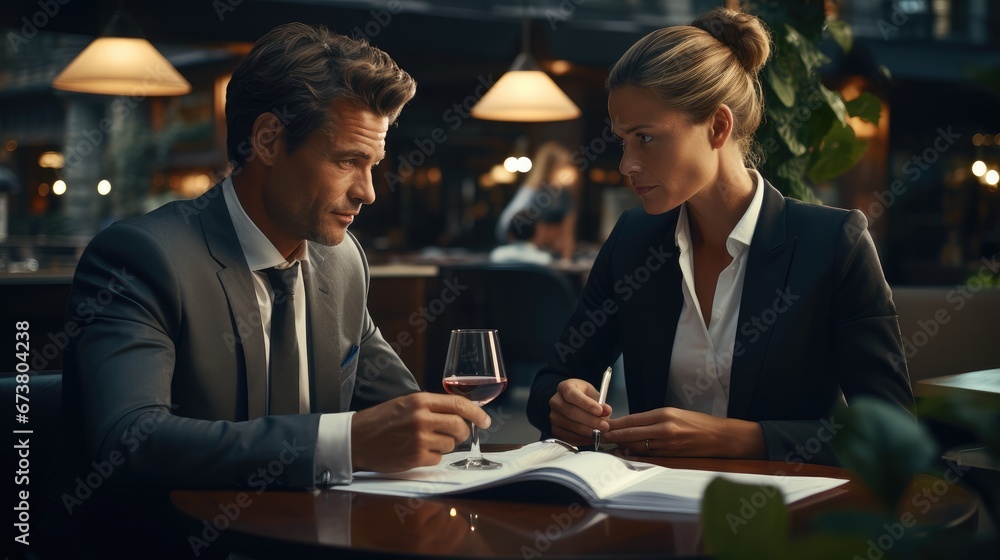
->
[526,8,914,465]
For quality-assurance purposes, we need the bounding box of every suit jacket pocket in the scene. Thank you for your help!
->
[339,359,358,412]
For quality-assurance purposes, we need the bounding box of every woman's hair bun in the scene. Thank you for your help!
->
[691,8,771,74]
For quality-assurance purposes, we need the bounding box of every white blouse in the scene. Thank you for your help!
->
[665,169,765,417]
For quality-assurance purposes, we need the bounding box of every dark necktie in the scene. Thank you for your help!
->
[264,262,300,415]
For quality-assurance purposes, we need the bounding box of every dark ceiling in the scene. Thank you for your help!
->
[3,0,717,70]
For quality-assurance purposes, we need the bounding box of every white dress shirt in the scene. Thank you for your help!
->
[665,169,765,417]
[223,177,354,484]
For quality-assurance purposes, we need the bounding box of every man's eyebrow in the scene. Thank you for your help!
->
[329,149,375,160]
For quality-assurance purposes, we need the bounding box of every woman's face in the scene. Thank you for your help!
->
[608,85,720,215]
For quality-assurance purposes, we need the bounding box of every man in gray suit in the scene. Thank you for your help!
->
[43,23,487,559]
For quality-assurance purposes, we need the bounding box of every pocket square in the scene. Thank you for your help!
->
[340,344,360,368]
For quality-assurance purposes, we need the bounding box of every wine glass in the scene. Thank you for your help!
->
[441,329,508,470]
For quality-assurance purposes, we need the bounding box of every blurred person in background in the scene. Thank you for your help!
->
[495,141,580,262]
[490,207,568,265]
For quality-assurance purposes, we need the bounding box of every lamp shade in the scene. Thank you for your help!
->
[472,54,580,122]
[52,36,191,96]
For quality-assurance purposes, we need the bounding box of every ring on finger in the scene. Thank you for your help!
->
[645,439,650,453]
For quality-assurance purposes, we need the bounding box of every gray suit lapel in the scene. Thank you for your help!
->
[728,181,796,419]
[200,184,268,420]
[305,243,343,413]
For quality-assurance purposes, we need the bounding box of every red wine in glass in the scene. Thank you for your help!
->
[441,329,508,470]
[443,376,508,406]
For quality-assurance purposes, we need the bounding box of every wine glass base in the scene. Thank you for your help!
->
[448,457,502,470]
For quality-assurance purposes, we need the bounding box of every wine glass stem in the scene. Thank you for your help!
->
[469,421,482,460]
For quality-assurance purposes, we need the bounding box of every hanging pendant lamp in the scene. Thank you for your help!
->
[52,9,190,96]
[471,16,579,122]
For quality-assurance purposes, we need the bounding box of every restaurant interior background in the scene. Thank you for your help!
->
[1,0,999,285]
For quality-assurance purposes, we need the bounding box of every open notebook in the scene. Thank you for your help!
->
[343,441,848,514]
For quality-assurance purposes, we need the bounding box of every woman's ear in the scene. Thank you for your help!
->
[251,112,284,166]
[708,104,735,150]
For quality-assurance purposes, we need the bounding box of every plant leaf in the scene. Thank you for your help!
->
[845,92,882,125]
[825,18,853,52]
[829,396,939,510]
[819,85,848,125]
[784,23,831,72]
[766,64,796,107]
[774,120,808,157]
[807,122,867,182]
[702,477,789,560]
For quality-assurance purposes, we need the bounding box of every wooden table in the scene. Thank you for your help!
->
[171,449,978,559]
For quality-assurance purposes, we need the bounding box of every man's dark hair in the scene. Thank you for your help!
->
[225,23,417,166]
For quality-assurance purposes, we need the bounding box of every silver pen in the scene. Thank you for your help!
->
[592,366,613,450]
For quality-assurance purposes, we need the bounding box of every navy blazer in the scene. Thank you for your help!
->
[527,181,914,464]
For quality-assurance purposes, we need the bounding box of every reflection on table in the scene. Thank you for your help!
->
[171,449,978,559]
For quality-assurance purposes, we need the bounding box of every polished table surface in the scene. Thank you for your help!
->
[915,368,1000,399]
[171,447,978,559]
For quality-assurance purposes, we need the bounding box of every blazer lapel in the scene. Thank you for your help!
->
[201,184,268,420]
[305,244,342,413]
[728,182,796,419]
[626,211,683,414]
[643,250,682,413]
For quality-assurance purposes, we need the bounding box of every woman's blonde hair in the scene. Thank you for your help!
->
[607,8,771,166]
[523,141,575,189]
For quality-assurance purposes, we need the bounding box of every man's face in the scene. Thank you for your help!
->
[264,99,388,247]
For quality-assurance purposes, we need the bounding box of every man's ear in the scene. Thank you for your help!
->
[251,112,284,166]
[708,104,734,150]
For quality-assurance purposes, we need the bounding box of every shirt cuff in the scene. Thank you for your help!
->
[316,412,356,486]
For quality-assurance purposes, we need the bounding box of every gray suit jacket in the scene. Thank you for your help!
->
[60,182,418,491]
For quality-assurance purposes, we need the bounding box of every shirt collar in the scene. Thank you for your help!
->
[222,176,308,271]
[674,168,765,258]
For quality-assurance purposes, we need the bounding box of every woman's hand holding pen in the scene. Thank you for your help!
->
[601,407,766,459]
[548,379,613,447]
